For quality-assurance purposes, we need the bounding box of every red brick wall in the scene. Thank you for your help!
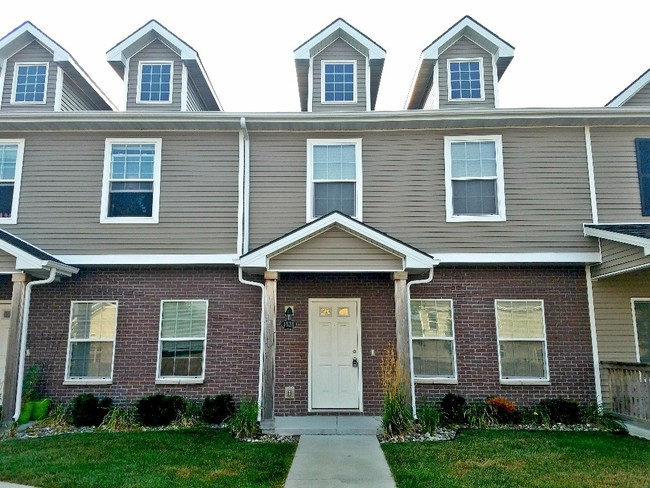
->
[26,267,262,405]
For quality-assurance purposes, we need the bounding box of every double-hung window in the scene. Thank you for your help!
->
[632,299,650,363]
[410,299,456,381]
[448,59,483,101]
[307,139,362,220]
[444,135,505,222]
[635,139,650,216]
[137,62,173,103]
[65,301,117,383]
[157,300,208,382]
[101,139,162,223]
[495,300,549,382]
[12,63,48,103]
[322,61,356,103]
[0,140,24,224]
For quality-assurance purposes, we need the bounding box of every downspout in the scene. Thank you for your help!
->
[13,267,57,420]
[585,265,603,406]
[238,268,265,421]
[406,267,435,419]
[237,117,249,256]
[242,118,251,253]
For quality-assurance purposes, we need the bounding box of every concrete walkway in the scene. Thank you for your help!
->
[284,435,396,488]
[0,483,37,488]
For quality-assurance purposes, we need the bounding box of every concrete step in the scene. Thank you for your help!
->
[263,415,381,435]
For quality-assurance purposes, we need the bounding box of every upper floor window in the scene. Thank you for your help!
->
[0,140,24,224]
[137,62,173,103]
[495,299,549,383]
[322,61,356,103]
[307,139,362,220]
[410,299,457,382]
[101,139,162,223]
[448,59,484,101]
[635,138,650,216]
[632,299,650,363]
[12,63,48,104]
[444,135,506,222]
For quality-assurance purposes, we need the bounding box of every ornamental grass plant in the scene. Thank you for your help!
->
[380,344,413,437]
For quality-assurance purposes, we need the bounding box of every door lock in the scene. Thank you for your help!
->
[352,357,358,368]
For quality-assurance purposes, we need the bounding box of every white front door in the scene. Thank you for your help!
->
[309,299,361,410]
[0,301,11,402]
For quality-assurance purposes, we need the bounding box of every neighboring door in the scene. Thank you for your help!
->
[309,299,361,410]
[0,301,11,402]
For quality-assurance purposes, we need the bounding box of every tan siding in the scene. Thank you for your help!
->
[438,36,495,110]
[126,39,182,112]
[249,128,596,254]
[622,83,650,107]
[1,41,56,112]
[0,251,16,272]
[590,127,650,222]
[0,131,239,254]
[269,227,403,271]
[312,38,367,113]
[592,240,650,278]
[60,74,98,111]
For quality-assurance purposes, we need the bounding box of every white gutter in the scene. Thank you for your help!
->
[13,267,57,420]
[238,268,265,421]
[406,267,435,418]
[585,265,603,406]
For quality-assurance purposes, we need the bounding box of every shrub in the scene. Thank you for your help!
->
[417,402,441,433]
[99,406,140,431]
[520,406,551,426]
[136,394,185,427]
[173,400,204,428]
[39,402,70,428]
[464,402,497,428]
[227,399,260,438]
[581,404,628,434]
[202,394,235,424]
[487,396,520,424]
[379,345,413,436]
[539,398,582,424]
[440,393,466,424]
[71,394,113,427]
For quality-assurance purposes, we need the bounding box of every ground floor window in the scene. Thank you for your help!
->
[495,299,549,381]
[632,299,650,363]
[410,299,456,380]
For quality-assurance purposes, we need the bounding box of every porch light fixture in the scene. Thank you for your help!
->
[281,306,296,329]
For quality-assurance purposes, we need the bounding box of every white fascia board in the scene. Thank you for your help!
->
[56,254,239,266]
[433,252,602,264]
[583,225,650,255]
[0,239,60,271]
[294,19,385,60]
[0,22,65,63]
[606,69,650,107]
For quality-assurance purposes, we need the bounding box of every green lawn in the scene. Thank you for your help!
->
[0,428,296,488]
[382,429,650,488]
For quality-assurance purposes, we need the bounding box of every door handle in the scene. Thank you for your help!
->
[352,357,358,368]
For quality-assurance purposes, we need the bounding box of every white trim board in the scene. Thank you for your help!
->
[55,254,238,265]
[432,252,601,264]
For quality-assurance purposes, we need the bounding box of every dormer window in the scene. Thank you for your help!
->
[322,61,356,103]
[137,62,173,103]
[448,59,484,101]
[12,63,47,103]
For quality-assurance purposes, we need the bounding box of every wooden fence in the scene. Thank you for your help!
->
[601,361,650,424]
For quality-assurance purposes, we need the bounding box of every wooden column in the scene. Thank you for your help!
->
[261,271,278,422]
[2,273,29,425]
[393,271,412,409]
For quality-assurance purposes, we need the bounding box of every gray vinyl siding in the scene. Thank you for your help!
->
[269,227,403,271]
[60,74,99,111]
[0,251,16,271]
[622,83,650,107]
[126,39,182,112]
[1,41,56,112]
[186,75,207,111]
[248,128,596,254]
[591,240,650,278]
[438,36,495,110]
[590,127,650,222]
[591,267,650,404]
[312,38,367,113]
[0,131,238,254]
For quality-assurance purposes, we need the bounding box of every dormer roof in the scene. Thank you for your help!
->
[0,21,115,110]
[406,16,514,110]
[606,68,650,107]
[106,19,222,111]
[294,18,386,111]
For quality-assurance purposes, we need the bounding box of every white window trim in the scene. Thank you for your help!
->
[444,135,506,222]
[155,299,208,384]
[306,138,363,222]
[631,298,650,363]
[11,62,49,105]
[495,299,550,384]
[136,61,174,104]
[447,58,485,102]
[64,300,118,384]
[321,60,357,104]
[410,298,458,383]
[100,138,162,224]
[0,139,25,225]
